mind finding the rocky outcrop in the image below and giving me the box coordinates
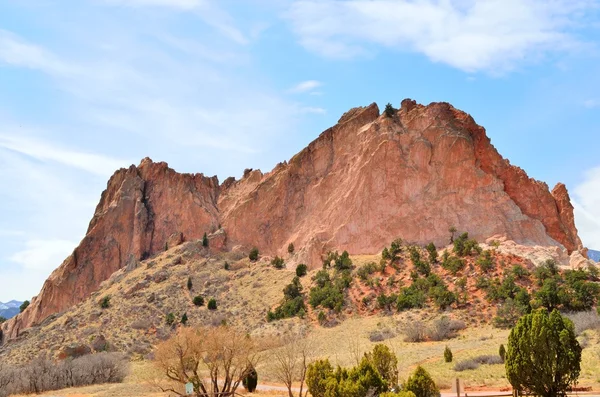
[2,99,585,341]
[2,159,221,340]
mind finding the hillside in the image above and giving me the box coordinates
[1,234,599,392]
[589,249,600,262]
[1,99,590,343]
[0,301,22,320]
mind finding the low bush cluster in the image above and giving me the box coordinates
[0,353,128,397]
[309,269,351,313]
[454,355,503,372]
[306,344,439,397]
[403,316,465,342]
[268,276,306,321]
[453,232,481,257]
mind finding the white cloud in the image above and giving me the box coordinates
[0,29,73,75]
[10,239,77,271]
[0,133,130,177]
[100,0,249,44]
[102,0,203,9]
[289,80,322,93]
[299,106,327,114]
[286,0,594,73]
[583,99,599,108]
[573,166,600,250]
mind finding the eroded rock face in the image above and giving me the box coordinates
[1,99,584,341]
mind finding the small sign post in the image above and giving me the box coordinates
[185,382,194,395]
[452,378,464,397]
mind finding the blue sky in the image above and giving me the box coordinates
[0,0,599,301]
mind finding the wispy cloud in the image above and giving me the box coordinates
[10,239,77,271]
[0,133,130,177]
[0,29,73,74]
[299,106,326,114]
[289,79,323,93]
[573,166,600,250]
[286,0,596,73]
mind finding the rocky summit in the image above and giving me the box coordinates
[1,99,587,341]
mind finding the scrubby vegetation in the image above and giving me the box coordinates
[249,247,259,261]
[296,263,308,277]
[19,300,29,313]
[272,255,285,269]
[306,344,412,397]
[268,276,306,321]
[0,353,128,397]
[309,268,352,315]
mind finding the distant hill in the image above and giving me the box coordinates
[589,249,600,262]
[0,300,23,320]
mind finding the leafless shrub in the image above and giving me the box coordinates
[454,359,479,372]
[369,327,396,342]
[0,352,128,395]
[473,354,503,365]
[403,320,427,342]
[566,311,600,335]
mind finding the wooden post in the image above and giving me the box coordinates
[456,378,460,397]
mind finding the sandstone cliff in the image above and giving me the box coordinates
[1,99,584,341]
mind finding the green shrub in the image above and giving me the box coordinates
[430,285,456,310]
[306,359,334,397]
[187,277,193,290]
[444,346,453,363]
[207,298,217,310]
[288,243,295,254]
[19,300,30,313]
[99,296,110,309]
[511,264,530,279]
[180,313,188,325]
[268,277,306,321]
[426,243,438,264]
[307,357,387,397]
[404,366,440,397]
[310,269,348,312]
[453,232,481,257]
[364,344,399,385]
[410,247,431,276]
[317,311,327,325]
[382,247,391,261]
[202,232,209,247]
[296,263,308,277]
[271,256,285,269]
[193,295,204,306]
[357,262,378,281]
[442,255,465,275]
[224,261,230,270]
[397,286,426,311]
[0,316,6,324]
[499,344,506,362]
[476,250,494,272]
[381,392,416,397]
[249,247,259,261]
[165,312,176,325]
[243,365,258,392]
[384,103,396,118]
[335,250,353,271]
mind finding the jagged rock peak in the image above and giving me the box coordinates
[2,99,585,342]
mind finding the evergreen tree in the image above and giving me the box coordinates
[506,309,581,397]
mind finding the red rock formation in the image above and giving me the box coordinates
[1,99,584,341]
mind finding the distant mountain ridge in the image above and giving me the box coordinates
[588,250,600,262]
[0,301,22,320]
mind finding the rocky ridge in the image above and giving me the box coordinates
[1,99,587,341]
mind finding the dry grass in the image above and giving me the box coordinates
[4,245,600,396]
